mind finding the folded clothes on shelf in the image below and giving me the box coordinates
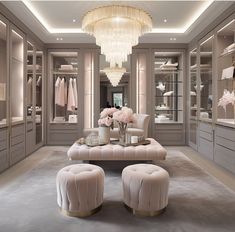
[222,66,234,80]
[59,65,73,70]
[190,91,197,96]
[155,105,170,110]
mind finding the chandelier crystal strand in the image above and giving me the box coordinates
[82,5,152,68]
[104,67,126,87]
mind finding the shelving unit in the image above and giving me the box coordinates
[153,50,185,145]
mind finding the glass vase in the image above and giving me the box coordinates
[118,122,127,144]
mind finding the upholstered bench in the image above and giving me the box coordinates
[67,138,167,161]
[56,164,105,217]
[122,164,169,216]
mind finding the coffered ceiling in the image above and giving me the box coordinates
[2,0,234,44]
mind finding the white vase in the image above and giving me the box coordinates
[99,126,110,144]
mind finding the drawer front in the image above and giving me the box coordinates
[198,137,213,160]
[216,136,235,151]
[48,131,78,145]
[10,142,25,165]
[49,123,77,131]
[199,122,213,133]
[0,150,8,172]
[11,134,24,146]
[0,139,7,151]
[215,126,235,141]
[155,131,185,145]
[214,144,235,175]
[0,128,7,141]
[200,131,213,142]
[155,124,183,130]
[11,124,24,137]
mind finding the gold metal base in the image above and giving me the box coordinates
[60,205,102,217]
[124,204,166,217]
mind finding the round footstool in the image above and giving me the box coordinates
[56,164,104,217]
[122,164,169,216]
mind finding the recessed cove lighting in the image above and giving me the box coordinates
[60,38,63,41]
[22,0,214,34]
[56,38,59,41]
[170,38,176,41]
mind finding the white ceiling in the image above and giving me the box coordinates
[2,1,234,44]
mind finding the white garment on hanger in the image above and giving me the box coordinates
[67,78,75,111]
[57,78,65,106]
[27,77,33,105]
[37,76,42,86]
[64,79,68,104]
[73,78,78,108]
[55,77,61,105]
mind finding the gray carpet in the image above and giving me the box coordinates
[0,150,235,232]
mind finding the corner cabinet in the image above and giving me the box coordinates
[153,50,185,145]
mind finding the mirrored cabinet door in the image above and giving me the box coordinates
[0,20,7,127]
[199,36,213,121]
[99,54,130,111]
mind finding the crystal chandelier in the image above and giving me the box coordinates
[82,5,152,68]
[103,67,126,87]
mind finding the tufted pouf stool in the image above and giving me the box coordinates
[56,164,105,217]
[122,164,169,216]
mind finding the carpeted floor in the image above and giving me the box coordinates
[0,150,235,232]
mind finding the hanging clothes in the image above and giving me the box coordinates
[55,77,61,105]
[73,78,78,109]
[27,77,33,105]
[57,78,65,106]
[36,76,42,86]
[64,77,68,105]
[67,78,75,111]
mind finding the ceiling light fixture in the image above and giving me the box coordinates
[82,5,152,68]
[72,19,76,22]
[103,66,126,87]
[163,19,167,23]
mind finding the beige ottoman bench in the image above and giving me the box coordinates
[56,164,105,217]
[122,164,169,216]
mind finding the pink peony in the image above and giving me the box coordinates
[100,107,118,119]
[113,107,135,124]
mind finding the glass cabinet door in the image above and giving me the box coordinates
[189,48,198,147]
[217,19,235,126]
[154,52,183,123]
[11,29,24,124]
[35,49,43,144]
[199,36,213,121]
[190,48,198,118]
[26,42,34,121]
[0,20,7,127]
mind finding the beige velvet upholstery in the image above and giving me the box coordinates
[122,164,169,215]
[83,113,150,139]
[56,164,104,217]
[67,138,167,161]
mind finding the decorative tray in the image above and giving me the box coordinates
[110,139,150,147]
[76,139,107,147]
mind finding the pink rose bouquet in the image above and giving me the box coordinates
[98,107,118,128]
[113,107,135,124]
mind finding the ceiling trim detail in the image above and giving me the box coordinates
[22,0,214,34]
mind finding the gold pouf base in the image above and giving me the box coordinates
[60,205,102,218]
[124,204,166,217]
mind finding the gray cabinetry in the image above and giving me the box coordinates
[0,127,8,172]
[155,123,185,145]
[10,124,25,165]
[198,121,214,160]
[215,126,235,175]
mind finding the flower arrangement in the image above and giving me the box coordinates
[218,89,235,111]
[98,107,118,128]
[112,106,135,124]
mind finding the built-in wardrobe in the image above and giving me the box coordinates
[0,12,45,173]
[188,13,235,175]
